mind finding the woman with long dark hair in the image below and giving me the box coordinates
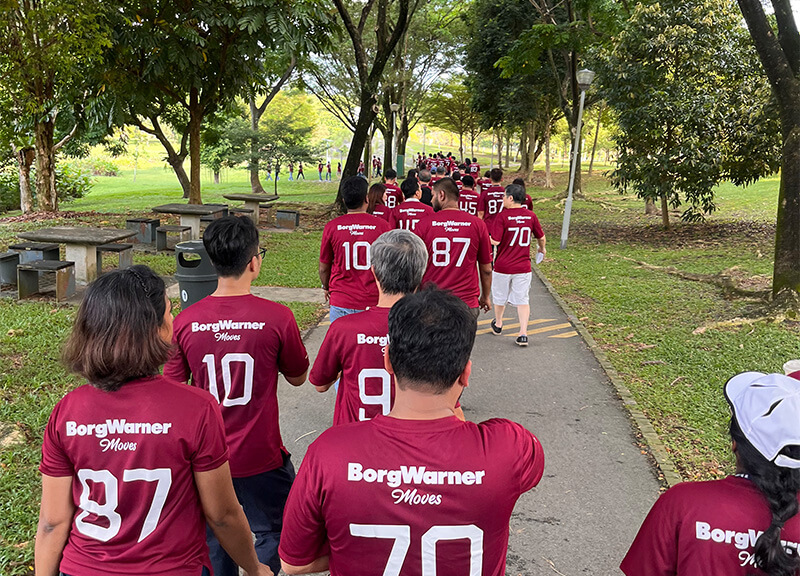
[622,372,800,575]
[35,266,270,576]
[367,182,391,221]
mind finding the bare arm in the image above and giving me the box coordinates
[281,556,331,575]
[195,463,272,576]
[477,210,485,220]
[35,475,74,576]
[537,234,547,255]
[285,369,308,387]
[318,262,332,303]
[478,262,493,312]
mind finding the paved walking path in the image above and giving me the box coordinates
[277,270,665,575]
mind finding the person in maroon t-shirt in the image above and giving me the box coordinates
[512,177,534,210]
[280,289,544,576]
[476,170,492,193]
[418,169,434,206]
[416,178,493,318]
[389,178,434,231]
[320,177,392,322]
[164,216,309,576]
[459,175,480,216]
[489,184,546,347]
[477,167,507,230]
[310,230,428,425]
[469,157,481,180]
[382,168,403,209]
[622,371,800,576]
[37,266,270,576]
[367,183,391,221]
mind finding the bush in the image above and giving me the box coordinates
[66,158,119,177]
[0,163,92,214]
[0,169,20,212]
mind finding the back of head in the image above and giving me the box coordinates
[406,169,418,181]
[401,178,419,199]
[63,266,171,391]
[341,176,369,210]
[452,170,462,181]
[505,184,526,204]
[512,178,526,190]
[490,168,503,182]
[462,175,475,188]
[385,168,398,181]
[371,230,428,295]
[419,169,432,183]
[433,177,459,201]
[367,183,387,213]
[204,216,259,277]
[473,157,478,163]
[388,288,476,393]
[437,166,446,176]
[483,170,490,178]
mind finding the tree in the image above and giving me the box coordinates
[602,0,780,229]
[427,81,483,162]
[0,0,111,211]
[107,0,295,204]
[737,0,800,295]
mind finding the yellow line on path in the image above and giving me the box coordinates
[503,322,573,337]
[549,331,578,339]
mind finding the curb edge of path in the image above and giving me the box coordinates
[532,264,683,488]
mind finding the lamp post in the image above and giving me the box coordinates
[390,103,400,174]
[560,68,595,249]
[422,125,427,156]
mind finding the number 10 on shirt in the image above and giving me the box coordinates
[343,241,371,270]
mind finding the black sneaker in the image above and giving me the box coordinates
[491,319,502,335]
[516,335,529,347]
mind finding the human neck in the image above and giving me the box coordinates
[388,386,460,420]
[439,200,459,211]
[212,275,252,297]
[348,207,368,214]
[377,291,404,308]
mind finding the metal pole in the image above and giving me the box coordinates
[423,125,427,155]
[560,88,587,249]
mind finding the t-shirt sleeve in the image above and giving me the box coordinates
[531,213,545,239]
[476,220,494,265]
[309,325,343,387]
[320,224,334,264]
[278,444,331,566]
[278,308,310,378]
[40,400,73,477]
[388,208,398,229]
[512,422,544,493]
[477,191,487,212]
[489,215,504,244]
[620,487,681,576]
[191,399,230,472]
[162,319,190,383]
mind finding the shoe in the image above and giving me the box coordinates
[491,319,502,335]
[516,335,529,347]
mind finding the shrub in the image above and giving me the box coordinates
[0,163,92,214]
[0,169,20,212]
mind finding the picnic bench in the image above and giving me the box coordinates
[151,203,227,240]
[222,193,279,225]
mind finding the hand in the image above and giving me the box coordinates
[244,563,273,576]
[538,247,547,258]
[322,288,330,303]
[479,294,491,312]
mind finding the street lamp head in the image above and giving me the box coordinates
[576,69,596,91]
[390,103,400,112]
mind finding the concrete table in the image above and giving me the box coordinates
[18,227,137,284]
[222,194,279,225]
[151,203,227,239]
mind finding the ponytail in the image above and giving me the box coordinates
[731,418,800,576]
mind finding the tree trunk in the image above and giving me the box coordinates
[14,147,35,213]
[589,104,604,175]
[645,198,657,215]
[249,98,266,194]
[545,121,553,189]
[660,194,670,229]
[188,88,203,205]
[214,171,220,184]
[519,129,529,173]
[340,92,378,210]
[496,129,502,167]
[34,119,57,212]
[382,122,393,178]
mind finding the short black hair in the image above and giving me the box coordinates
[472,157,478,163]
[341,176,369,210]
[512,177,526,190]
[505,184,526,204]
[203,216,260,277]
[401,178,419,199]
[385,168,397,180]
[452,170,461,181]
[461,175,474,187]
[433,177,459,200]
[490,168,503,182]
[388,288,476,393]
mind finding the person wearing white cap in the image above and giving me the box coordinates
[621,371,800,575]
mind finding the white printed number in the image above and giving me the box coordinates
[358,368,392,420]
[343,241,371,271]
[202,352,254,407]
[487,199,503,215]
[508,226,531,247]
[350,523,483,576]
[76,468,172,543]
[432,237,471,267]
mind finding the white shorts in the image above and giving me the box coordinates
[492,271,531,306]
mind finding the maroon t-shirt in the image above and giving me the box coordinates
[491,207,545,275]
[384,184,403,209]
[415,210,493,308]
[40,377,228,576]
[310,307,394,425]
[621,476,800,576]
[279,415,544,576]
[469,164,481,179]
[389,199,434,231]
[475,178,491,193]
[371,204,391,221]
[524,194,533,210]
[164,294,309,477]
[478,184,506,230]
[320,213,392,309]
[458,189,480,216]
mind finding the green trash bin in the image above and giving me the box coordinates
[175,241,218,308]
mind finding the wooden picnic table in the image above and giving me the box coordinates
[222,193,279,225]
[151,203,227,240]
[18,226,137,284]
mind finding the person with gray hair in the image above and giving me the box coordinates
[310,230,460,425]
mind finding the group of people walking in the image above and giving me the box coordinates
[34,160,800,576]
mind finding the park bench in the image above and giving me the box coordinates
[229,207,255,218]
[275,209,300,230]
[200,204,230,223]
[96,243,133,273]
[126,218,161,244]
[9,242,60,264]
[0,251,20,285]
[156,225,192,251]
[17,260,76,302]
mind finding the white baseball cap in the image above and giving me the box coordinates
[725,371,800,469]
